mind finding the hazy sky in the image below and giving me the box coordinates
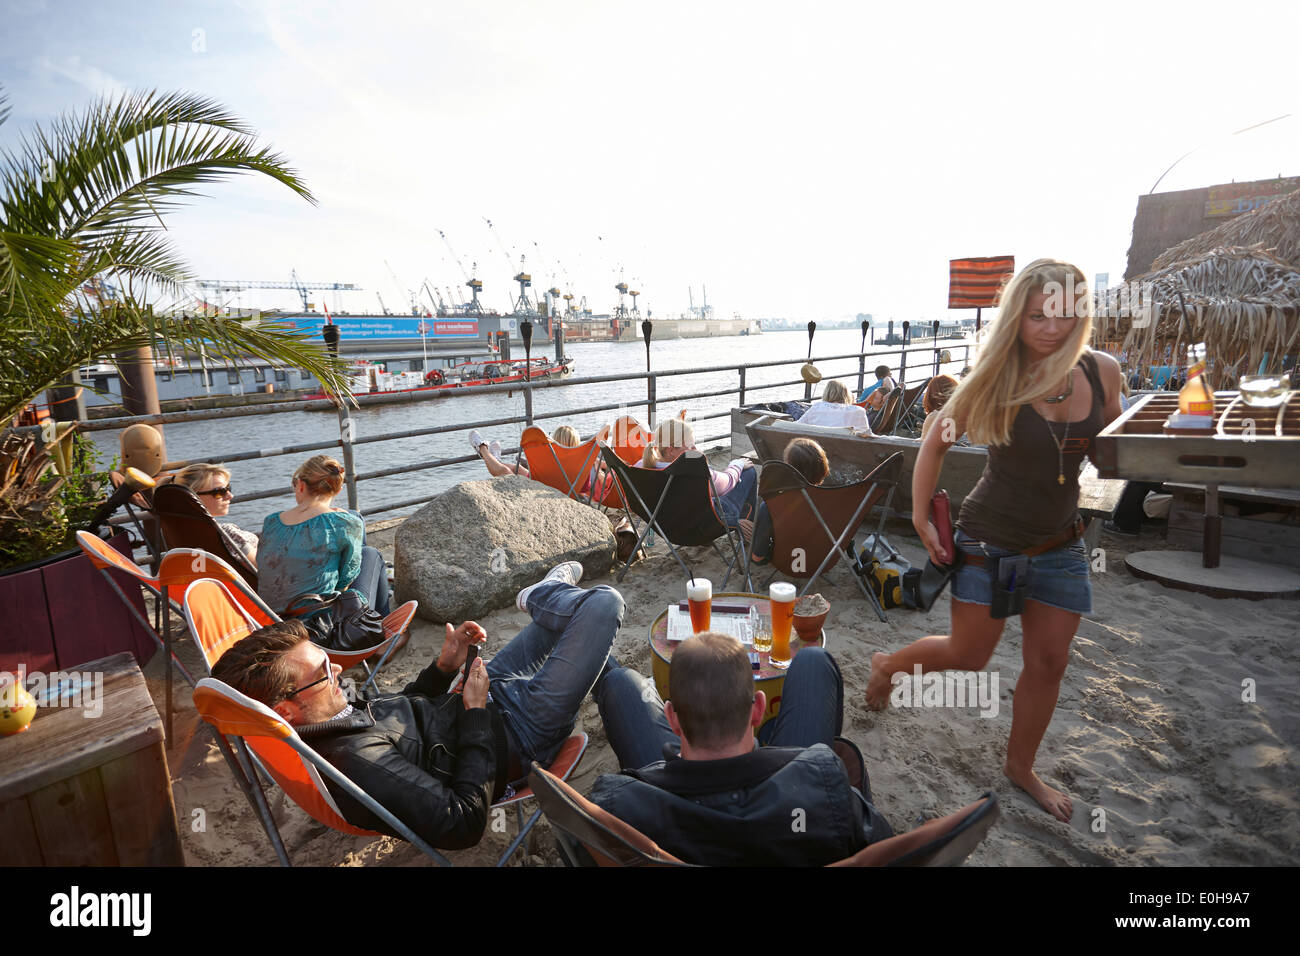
[3,0,1297,322]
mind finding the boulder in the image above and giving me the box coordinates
[394,476,615,623]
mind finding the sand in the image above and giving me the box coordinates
[152,510,1300,867]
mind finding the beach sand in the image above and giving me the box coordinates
[154,511,1300,867]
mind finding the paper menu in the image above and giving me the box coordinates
[666,606,755,644]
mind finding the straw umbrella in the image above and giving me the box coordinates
[1096,246,1300,379]
[1151,188,1300,272]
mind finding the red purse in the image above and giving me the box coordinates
[931,489,955,566]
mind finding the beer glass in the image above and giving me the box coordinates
[769,582,796,668]
[686,578,712,633]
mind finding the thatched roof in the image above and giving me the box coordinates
[1150,188,1300,271]
[1096,246,1300,374]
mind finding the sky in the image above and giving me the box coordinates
[2,0,1298,324]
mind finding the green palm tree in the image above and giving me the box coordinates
[0,87,348,424]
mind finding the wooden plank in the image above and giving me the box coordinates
[0,653,163,804]
[1078,462,1125,517]
[27,769,118,865]
[0,796,45,865]
[99,743,184,866]
[1166,483,1300,506]
[0,564,57,674]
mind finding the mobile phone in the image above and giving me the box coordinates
[461,644,479,689]
[990,554,1030,619]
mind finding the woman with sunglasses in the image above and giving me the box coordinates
[174,462,258,561]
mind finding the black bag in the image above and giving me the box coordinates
[287,590,384,652]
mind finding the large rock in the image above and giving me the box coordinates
[394,476,615,623]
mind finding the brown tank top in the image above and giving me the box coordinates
[958,352,1106,552]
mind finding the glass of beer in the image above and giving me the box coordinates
[769,582,796,669]
[686,578,712,633]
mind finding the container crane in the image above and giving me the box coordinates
[195,273,360,311]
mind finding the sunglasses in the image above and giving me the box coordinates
[284,656,335,699]
[198,485,233,499]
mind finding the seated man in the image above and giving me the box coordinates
[857,364,897,405]
[588,633,893,865]
[211,562,621,850]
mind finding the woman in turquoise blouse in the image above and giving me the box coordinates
[258,455,391,617]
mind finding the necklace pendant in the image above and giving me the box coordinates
[1058,475,1065,485]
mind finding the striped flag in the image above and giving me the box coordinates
[948,256,1015,309]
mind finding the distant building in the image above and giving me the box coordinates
[1125,175,1300,279]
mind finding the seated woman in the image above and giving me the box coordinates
[919,374,959,440]
[640,418,756,527]
[174,462,259,561]
[257,455,391,620]
[798,380,873,431]
[469,425,578,478]
[739,438,830,564]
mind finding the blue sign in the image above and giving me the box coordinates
[278,315,480,340]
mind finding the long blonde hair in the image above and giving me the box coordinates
[641,418,695,467]
[943,258,1093,447]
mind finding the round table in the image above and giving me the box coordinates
[647,591,827,727]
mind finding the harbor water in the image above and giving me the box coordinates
[87,328,973,528]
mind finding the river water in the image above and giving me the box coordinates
[88,328,973,529]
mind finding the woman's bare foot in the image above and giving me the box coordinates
[865,651,894,710]
[1004,762,1073,822]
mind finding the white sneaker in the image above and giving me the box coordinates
[516,561,584,612]
[468,429,486,454]
[489,440,502,459]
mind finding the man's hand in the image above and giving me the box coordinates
[462,657,489,710]
[437,621,487,674]
[737,518,754,544]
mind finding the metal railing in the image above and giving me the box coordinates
[38,338,971,521]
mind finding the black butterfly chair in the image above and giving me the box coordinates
[153,483,259,591]
[759,452,903,622]
[529,763,1000,868]
[599,447,751,591]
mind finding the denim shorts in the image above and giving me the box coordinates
[950,528,1092,615]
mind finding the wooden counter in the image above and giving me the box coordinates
[0,652,184,866]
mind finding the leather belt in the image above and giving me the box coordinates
[959,517,1086,569]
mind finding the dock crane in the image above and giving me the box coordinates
[195,272,360,311]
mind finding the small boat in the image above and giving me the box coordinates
[303,355,574,403]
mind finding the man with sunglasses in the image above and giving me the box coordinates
[211,562,622,851]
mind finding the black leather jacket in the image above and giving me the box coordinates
[300,657,510,851]
[588,744,892,865]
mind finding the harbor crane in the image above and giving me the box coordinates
[195,271,359,311]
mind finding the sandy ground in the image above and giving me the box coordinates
[148,502,1300,867]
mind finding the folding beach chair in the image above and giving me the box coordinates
[193,677,453,867]
[530,764,999,867]
[892,376,932,436]
[182,575,417,696]
[519,426,624,508]
[869,388,904,435]
[596,415,653,466]
[193,672,588,866]
[599,448,751,590]
[153,483,259,591]
[74,530,195,687]
[758,452,904,622]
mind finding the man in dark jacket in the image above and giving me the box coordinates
[588,633,892,865]
[212,562,621,850]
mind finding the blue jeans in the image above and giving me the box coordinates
[487,581,623,767]
[593,646,844,771]
[348,545,392,616]
[717,465,757,529]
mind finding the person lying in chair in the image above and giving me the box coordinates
[588,633,893,865]
[211,562,621,851]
